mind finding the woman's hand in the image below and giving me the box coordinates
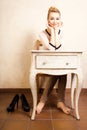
[47,24,54,35]
[47,24,55,47]
[54,21,63,47]
[54,21,63,30]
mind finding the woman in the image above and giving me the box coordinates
[34,6,71,115]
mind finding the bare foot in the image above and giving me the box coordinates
[57,102,71,114]
[36,102,45,114]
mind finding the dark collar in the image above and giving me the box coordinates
[45,29,51,36]
[45,29,61,36]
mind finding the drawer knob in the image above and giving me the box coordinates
[66,62,69,65]
[42,62,46,65]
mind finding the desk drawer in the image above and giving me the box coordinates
[36,55,78,69]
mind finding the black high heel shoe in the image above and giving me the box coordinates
[7,94,19,112]
[20,94,30,112]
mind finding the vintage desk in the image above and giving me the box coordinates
[29,50,83,120]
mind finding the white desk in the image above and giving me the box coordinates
[29,50,83,120]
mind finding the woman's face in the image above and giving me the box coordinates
[48,12,61,28]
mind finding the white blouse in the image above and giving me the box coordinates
[34,29,62,50]
[34,28,63,50]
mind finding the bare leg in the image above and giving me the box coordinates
[36,75,57,114]
[57,75,71,114]
[37,75,71,115]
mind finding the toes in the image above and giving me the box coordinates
[63,107,71,114]
[36,102,45,114]
[57,102,71,115]
[66,109,71,114]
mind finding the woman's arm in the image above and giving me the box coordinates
[39,31,56,50]
[54,28,62,48]
[54,21,63,48]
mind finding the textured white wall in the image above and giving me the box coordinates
[0,0,87,88]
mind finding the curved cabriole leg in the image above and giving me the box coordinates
[71,73,77,109]
[74,73,83,120]
[30,71,37,120]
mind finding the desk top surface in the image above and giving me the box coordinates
[31,50,83,54]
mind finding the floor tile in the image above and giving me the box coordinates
[78,110,87,120]
[6,111,30,120]
[77,120,87,130]
[52,109,75,120]
[52,120,78,130]
[0,120,7,130]
[29,120,53,130]
[0,110,10,120]
[0,88,87,130]
[1,120,29,130]
[36,110,51,120]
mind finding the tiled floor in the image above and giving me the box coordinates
[0,88,87,130]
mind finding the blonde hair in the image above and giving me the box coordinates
[47,6,61,19]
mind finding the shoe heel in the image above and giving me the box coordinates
[16,99,19,109]
[7,94,19,112]
[21,94,30,112]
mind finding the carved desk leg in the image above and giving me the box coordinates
[71,73,77,109]
[71,72,83,120]
[30,71,37,120]
[74,72,83,120]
